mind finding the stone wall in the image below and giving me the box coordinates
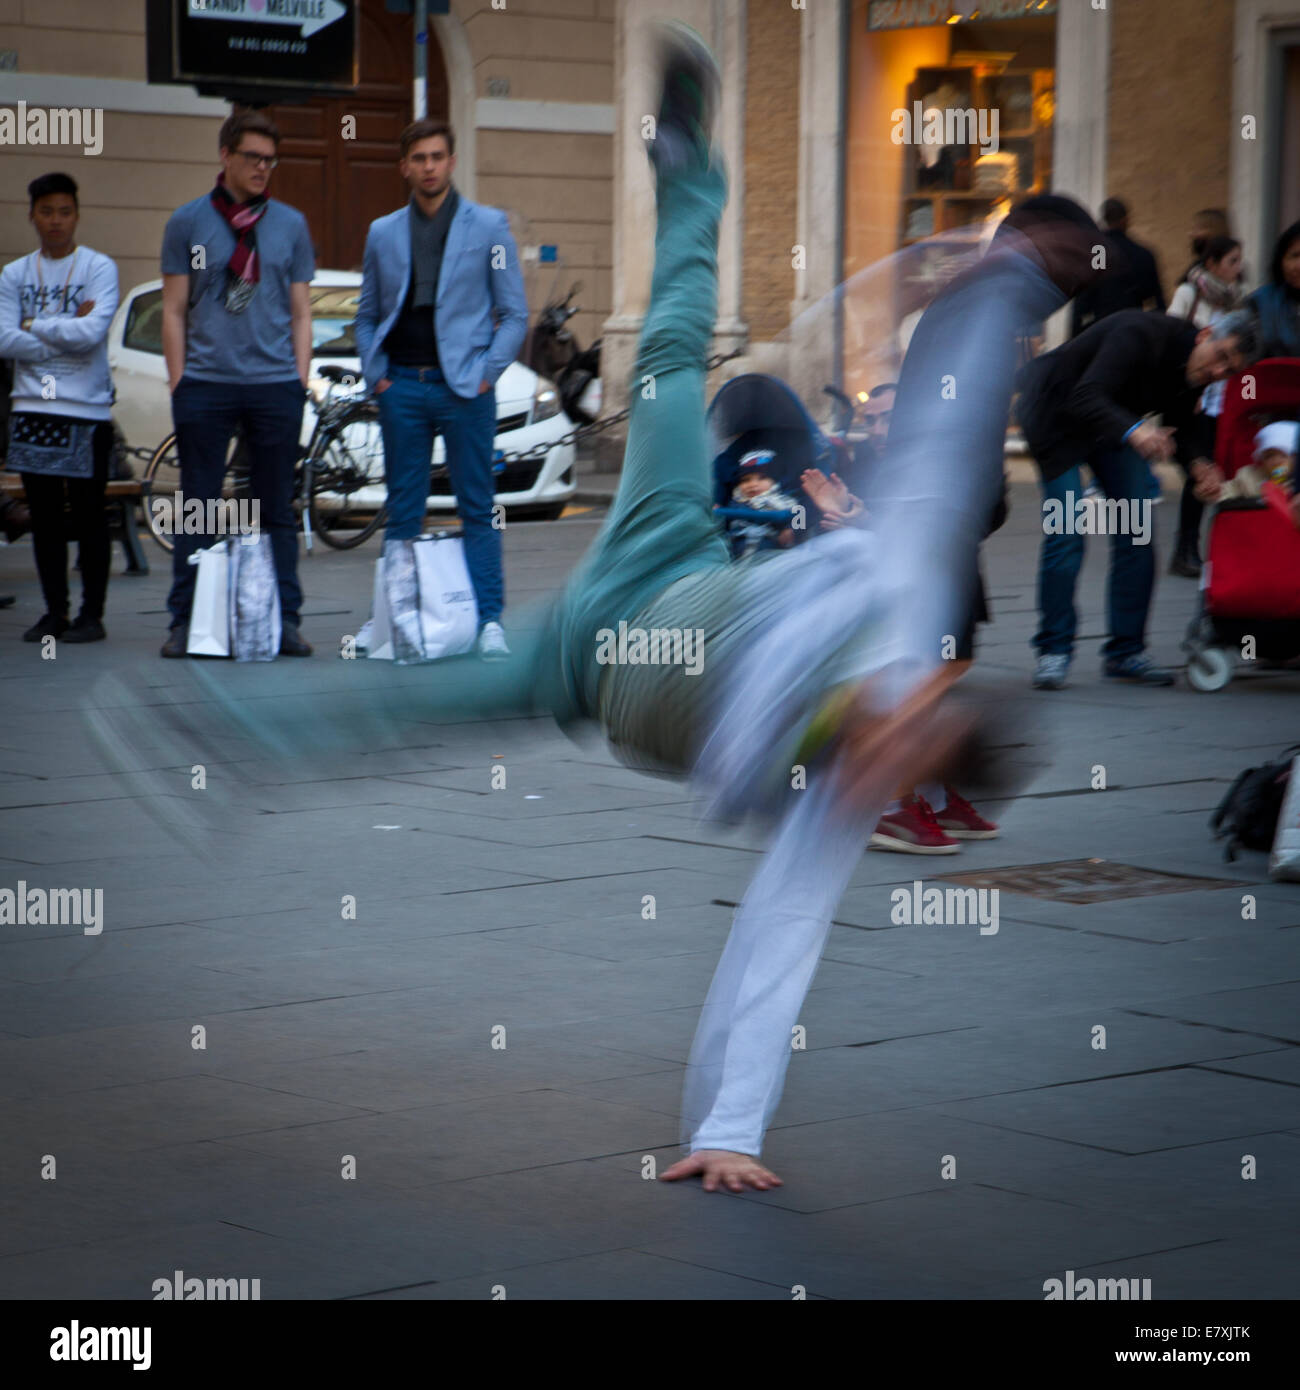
[741,0,800,343]
[1105,0,1235,297]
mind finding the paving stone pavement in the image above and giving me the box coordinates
[0,485,1297,1301]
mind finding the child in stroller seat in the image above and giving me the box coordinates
[712,448,801,557]
[1203,420,1300,526]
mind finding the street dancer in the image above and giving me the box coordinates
[190,25,1098,1192]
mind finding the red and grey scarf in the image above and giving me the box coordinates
[1186,263,1243,315]
[210,172,269,315]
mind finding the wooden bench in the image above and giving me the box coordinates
[0,471,152,576]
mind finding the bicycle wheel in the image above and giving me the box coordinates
[306,400,388,549]
[141,432,250,554]
[141,432,180,553]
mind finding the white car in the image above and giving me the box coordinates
[106,270,577,519]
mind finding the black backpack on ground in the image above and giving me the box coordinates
[1210,745,1300,860]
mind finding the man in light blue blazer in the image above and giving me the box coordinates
[354,118,528,658]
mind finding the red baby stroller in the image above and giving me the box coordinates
[1183,359,1300,691]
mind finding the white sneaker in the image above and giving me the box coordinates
[354,617,374,654]
[1032,652,1070,690]
[477,621,510,659]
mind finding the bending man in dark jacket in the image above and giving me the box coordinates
[1017,308,1259,689]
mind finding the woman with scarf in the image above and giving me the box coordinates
[1166,236,1245,578]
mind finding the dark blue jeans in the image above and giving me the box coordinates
[377,365,501,624]
[1034,444,1156,661]
[167,377,305,629]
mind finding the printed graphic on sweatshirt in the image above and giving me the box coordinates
[19,278,92,321]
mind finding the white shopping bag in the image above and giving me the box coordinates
[186,542,231,656]
[229,533,281,662]
[1269,755,1300,880]
[368,534,479,663]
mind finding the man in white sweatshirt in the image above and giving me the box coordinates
[0,172,119,643]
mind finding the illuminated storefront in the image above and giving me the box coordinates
[842,0,1058,396]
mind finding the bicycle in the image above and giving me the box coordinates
[141,367,387,553]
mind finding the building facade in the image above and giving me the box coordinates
[2,0,1297,455]
[601,0,1299,430]
[0,0,616,357]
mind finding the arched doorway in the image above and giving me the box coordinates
[265,0,450,270]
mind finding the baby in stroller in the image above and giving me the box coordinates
[712,448,800,557]
[1183,361,1300,689]
[1212,421,1300,525]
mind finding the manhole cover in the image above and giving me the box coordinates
[930,859,1238,905]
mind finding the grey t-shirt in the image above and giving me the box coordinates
[161,193,315,383]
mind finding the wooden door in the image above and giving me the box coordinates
[264,0,449,271]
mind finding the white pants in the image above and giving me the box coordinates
[681,773,882,1154]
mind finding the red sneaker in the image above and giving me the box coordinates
[934,787,1000,839]
[870,794,960,854]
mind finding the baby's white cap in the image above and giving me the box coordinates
[1254,420,1299,459]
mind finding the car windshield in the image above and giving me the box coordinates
[310,286,361,356]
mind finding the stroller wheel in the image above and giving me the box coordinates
[1186,646,1233,692]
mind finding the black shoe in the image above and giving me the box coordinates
[160,627,188,659]
[279,624,313,657]
[647,21,720,171]
[1168,536,1202,578]
[0,595,15,609]
[22,613,67,642]
[62,616,106,643]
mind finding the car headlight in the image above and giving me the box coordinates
[532,383,560,423]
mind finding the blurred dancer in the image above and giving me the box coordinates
[659,194,1098,1188]
[187,26,1097,1191]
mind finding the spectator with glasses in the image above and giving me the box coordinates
[158,110,316,659]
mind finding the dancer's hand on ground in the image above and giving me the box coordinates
[660,1149,783,1192]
